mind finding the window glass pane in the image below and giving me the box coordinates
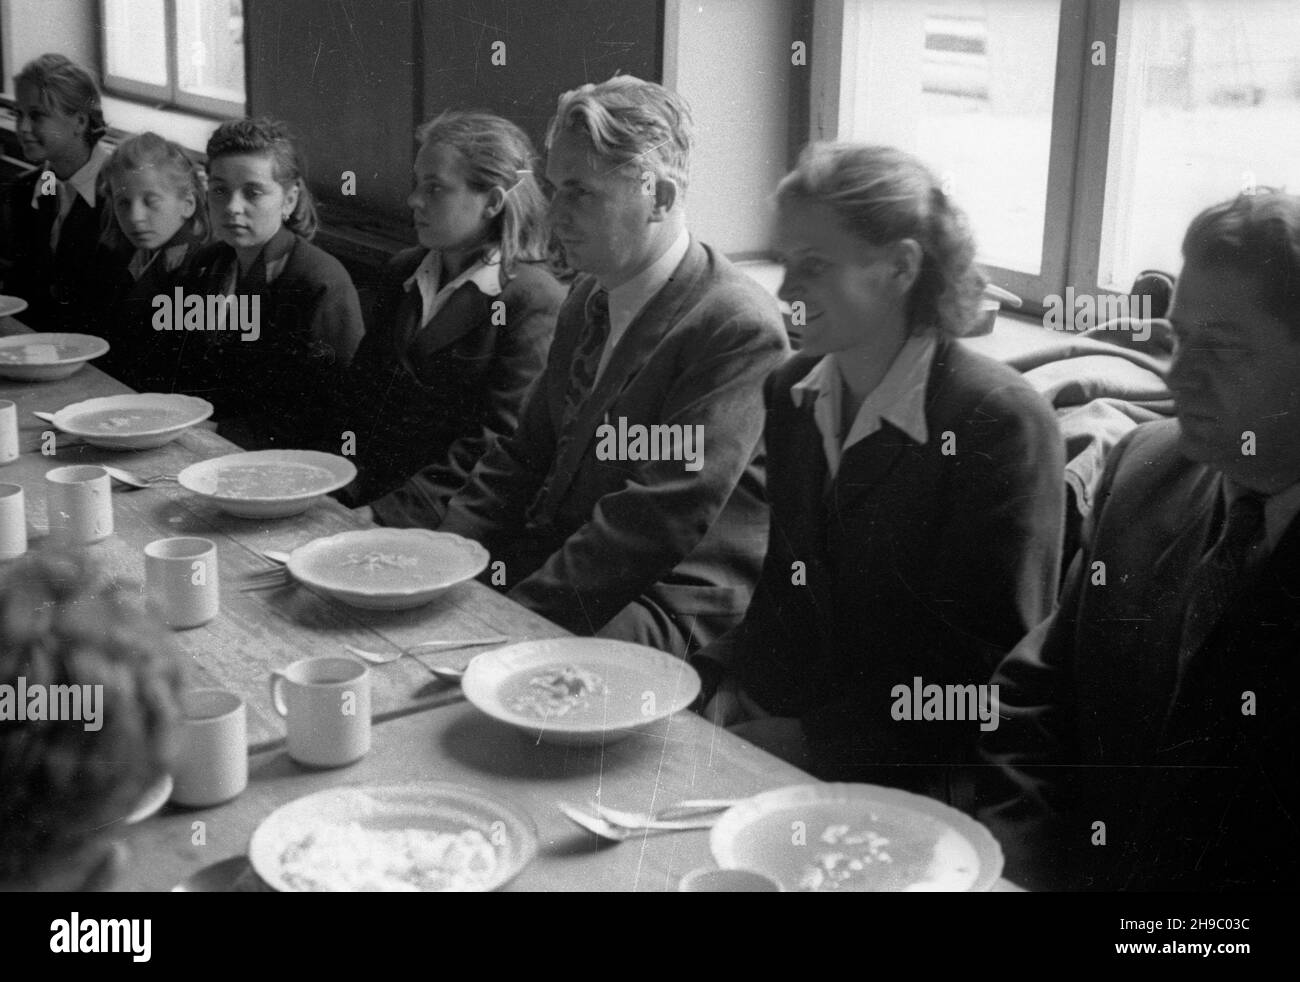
[104,0,168,88]
[843,0,1061,274]
[1100,0,1300,290]
[176,0,246,106]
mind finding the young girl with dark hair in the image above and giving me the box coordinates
[186,117,363,450]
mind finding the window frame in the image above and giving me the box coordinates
[97,0,247,121]
[813,0,1133,315]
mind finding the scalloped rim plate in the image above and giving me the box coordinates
[248,783,538,892]
[177,450,356,517]
[710,783,1004,893]
[461,637,701,745]
[51,393,214,448]
[287,528,489,608]
[0,332,109,379]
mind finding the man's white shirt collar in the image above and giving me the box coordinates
[792,332,937,479]
[404,249,503,328]
[595,229,690,379]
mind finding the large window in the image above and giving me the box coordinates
[100,0,246,118]
[815,0,1300,309]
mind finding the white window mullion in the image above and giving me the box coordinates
[1064,0,1121,298]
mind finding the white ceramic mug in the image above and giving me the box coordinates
[44,464,113,544]
[145,537,219,629]
[171,689,248,808]
[0,483,26,559]
[269,656,370,768]
[0,400,18,465]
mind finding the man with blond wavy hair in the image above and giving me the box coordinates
[388,75,789,657]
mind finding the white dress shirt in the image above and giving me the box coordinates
[596,229,691,381]
[791,332,938,480]
[403,249,503,330]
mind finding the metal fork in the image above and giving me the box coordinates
[557,802,717,843]
[590,799,738,829]
[240,566,293,592]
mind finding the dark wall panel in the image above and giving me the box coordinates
[245,0,661,238]
[246,0,418,225]
[420,0,662,158]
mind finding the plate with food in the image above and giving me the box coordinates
[286,528,489,609]
[0,332,109,381]
[461,637,701,746]
[248,783,537,892]
[49,393,213,450]
[710,783,1004,892]
[177,449,356,518]
[0,295,29,318]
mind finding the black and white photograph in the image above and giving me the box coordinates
[0,0,1294,959]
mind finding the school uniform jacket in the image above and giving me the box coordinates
[355,248,564,514]
[415,237,790,645]
[980,419,1300,890]
[4,154,126,334]
[184,227,364,450]
[701,338,1065,797]
[98,222,208,393]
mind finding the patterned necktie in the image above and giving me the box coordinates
[561,288,611,426]
[1159,490,1267,752]
[526,289,610,525]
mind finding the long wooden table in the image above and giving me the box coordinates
[0,315,562,750]
[117,700,823,892]
[2,315,1018,892]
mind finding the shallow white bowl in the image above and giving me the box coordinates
[178,450,356,518]
[462,638,701,746]
[710,783,1004,892]
[0,295,29,318]
[248,783,538,892]
[287,528,489,609]
[0,332,109,381]
[50,393,213,450]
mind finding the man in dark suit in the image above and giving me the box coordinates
[389,76,789,657]
[981,190,1300,891]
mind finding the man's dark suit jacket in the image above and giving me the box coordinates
[981,418,1300,890]
[418,237,789,650]
[353,248,563,515]
[701,337,1065,800]
[184,227,364,451]
[4,155,126,334]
